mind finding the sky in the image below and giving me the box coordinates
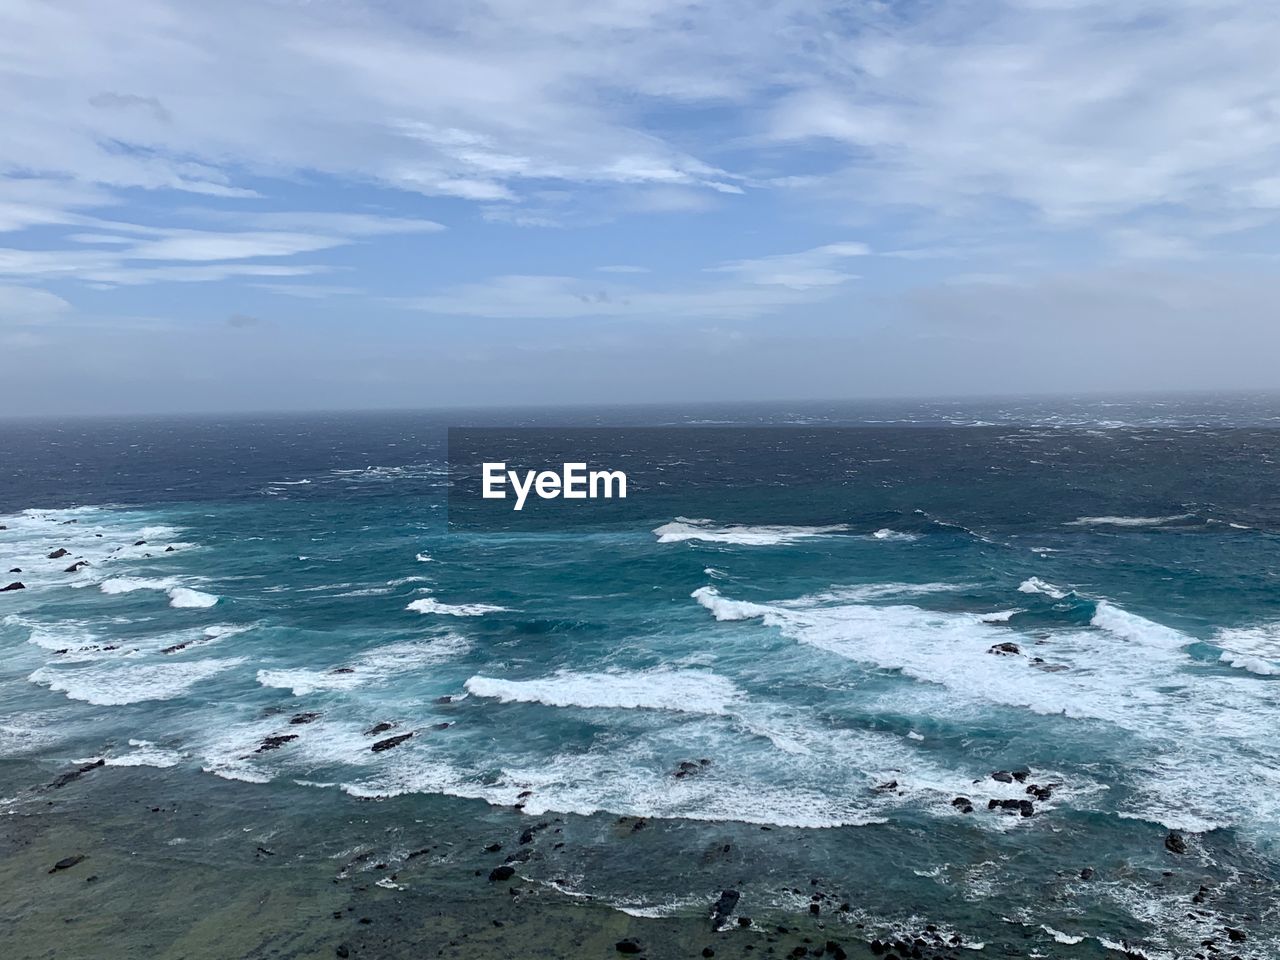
[3,0,1280,415]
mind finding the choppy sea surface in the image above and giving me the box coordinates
[3,395,1279,958]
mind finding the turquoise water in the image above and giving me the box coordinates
[2,398,1278,957]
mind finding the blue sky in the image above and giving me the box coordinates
[3,0,1280,414]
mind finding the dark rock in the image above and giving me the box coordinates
[809,902,820,915]
[737,916,752,927]
[1019,799,1035,817]
[1,581,25,591]
[485,843,502,853]
[332,667,355,674]
[1026,784,1053,801]
[1165,831,1188,855]
[289,712,321,725]
[710,889,740,929]
[875,779,899,792]
[165,546,176,552]
[336,946,350,959]
[702,949,715,958]
[615,939,642,954]
[134,540,146,546]
[48,548,70,559]
[49,855,85,873]
[991,770,1013,783]
[1012,766,1031,782]
[49,759,104,789]
[1226,928,1246,942]
[1080,867,1095,880]
[160,641,189,654]
[365,721,396,736]
[371,732,413,752]
[827,942,848,960]
[987,642,1021,655]
[256,734,299,752]
[489,865,515,882]
[7,567,19,573]
[64,561,90,572]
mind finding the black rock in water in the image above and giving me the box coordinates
[371,732,413,752]
[1165,831,1188,854]
[710,888,740,929]
[256,734,299,752]
[615,939,642,954]
[991,770,1014,783]
[8,567,20,573]
[1,582,25,591]
[289,712,321,725]
[988,641,1021,655]
[365,721,396,735]
[47,548,70,559]
[488,865,515,882]
[49,855,85,873]
[49,759,104,789]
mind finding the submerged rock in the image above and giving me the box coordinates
[64,560,90,572]
[48,855,85,873]
[987,641,1021,655]
[1165,831,1188,854]
[48,759,104,789]
[615,939,642,954]
[289,712,321,725]
[488,865,515,882]
[365,721,396,735]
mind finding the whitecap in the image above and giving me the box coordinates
[167,587,219,608]
[464,669,742,715]
[1067,514,1194,527]
[406,597,506,616]
[653,517,849,546]
[29,657,246,705]
[1017,577,1068,599]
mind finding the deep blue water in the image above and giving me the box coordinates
[2,396,1279,957]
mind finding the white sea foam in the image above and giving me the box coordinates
[100,576,178,594]
[690,584,1279,834]
[29,657,246,705]
[1067,514,1194,527]
[406,597,507,616]
[464,669,742,715]
[653,517,849,546]
[1090,601,1188,648]
[1218,652,1280,676]
[871,528,919,542]
[1017,577,1068,599]
[414,552,433,562]
[256,636,471,695]
[167,586,219,608]
[1213,622,1280,676]
[140,525,182,540]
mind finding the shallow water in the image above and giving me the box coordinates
[2,397,1278,958]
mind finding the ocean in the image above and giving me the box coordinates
[2,395,1278,959]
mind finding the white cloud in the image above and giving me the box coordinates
[0,284,72,324]
[401,242,865,319]
[708,241,870,289]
